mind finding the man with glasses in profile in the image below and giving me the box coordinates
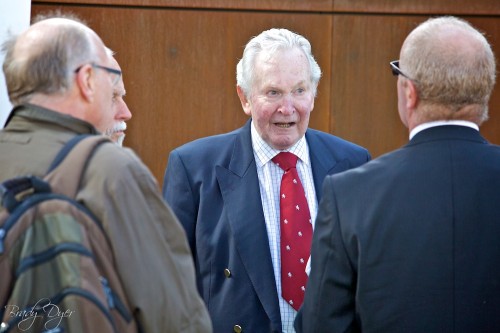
[0,15,212,333]
[105,51,132,147]
[295,16,500,333]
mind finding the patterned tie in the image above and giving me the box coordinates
[272,152,312,311]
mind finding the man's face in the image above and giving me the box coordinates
[83,51,122,137]
[238,48,315,150]
[95,56,132,146]
[105,74,132,146]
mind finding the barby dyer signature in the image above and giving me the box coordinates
[4,299,74,331]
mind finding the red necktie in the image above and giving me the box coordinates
[272,152,312,311]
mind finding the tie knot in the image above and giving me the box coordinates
[272,152,298,171]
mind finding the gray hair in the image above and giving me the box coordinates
[2,16,100,105]
[236,28,322,97]
[400,16,496,123]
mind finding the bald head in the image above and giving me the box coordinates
[399,16,496,124]
[2,17,107,105]
[1,16,121,134]
[15,17,96,55]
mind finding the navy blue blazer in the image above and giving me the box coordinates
[163,120,370,333]
[296,125,500,333]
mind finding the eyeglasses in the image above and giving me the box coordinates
[389,60,413,80]
[74,63,122,85]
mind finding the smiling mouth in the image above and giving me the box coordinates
[275,122,295,128]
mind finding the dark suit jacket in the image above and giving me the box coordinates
[295,125,500,333]
[162,120,370,333]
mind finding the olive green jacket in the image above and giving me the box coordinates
[0,104,212,333]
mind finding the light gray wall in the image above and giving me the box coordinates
[0,0,31,127]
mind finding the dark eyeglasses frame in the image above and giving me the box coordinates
[74,63,122,85]
[389,60,413,80]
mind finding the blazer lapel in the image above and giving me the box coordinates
[306,131,340,202]
[216,121,282,331]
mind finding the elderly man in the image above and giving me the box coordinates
[163,28,370,333]
[0,16,211,333]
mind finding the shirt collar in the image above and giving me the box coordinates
[409,120,479,140]
[250,120,310,167]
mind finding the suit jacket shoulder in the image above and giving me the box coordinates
[306,128,370,166]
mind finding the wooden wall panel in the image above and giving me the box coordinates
[29,0,500,14]
[31,1,500,187]
[33,0,334,11]
[32,4,332,184]
[332,0,500,15]
[330,14,500,158]
[330,15,416,157]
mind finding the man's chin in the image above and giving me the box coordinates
[111,133,125,147]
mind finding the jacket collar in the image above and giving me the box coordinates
[408,124,486,146]
[5,103,99,135]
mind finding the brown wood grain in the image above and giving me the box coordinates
[32,0,334,11]
[332,0,500,15]
[31,1,500,187]
[32,4,332,184]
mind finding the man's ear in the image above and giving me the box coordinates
[75,64,95,102]
[404,79,419,110]
[236,85,251,116]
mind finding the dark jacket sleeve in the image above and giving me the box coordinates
[163,149,198,254]
[295,175,360,333]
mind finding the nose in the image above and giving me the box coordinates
[117,100,132,121]
[278,94,295,115]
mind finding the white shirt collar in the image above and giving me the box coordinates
[409,120,479,140]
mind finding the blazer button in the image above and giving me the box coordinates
[224,268,232,278]
[233,324,242,333]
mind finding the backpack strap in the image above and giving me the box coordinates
[0,135,110,213]
[45,134,111,198]
[47,134,95,172]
